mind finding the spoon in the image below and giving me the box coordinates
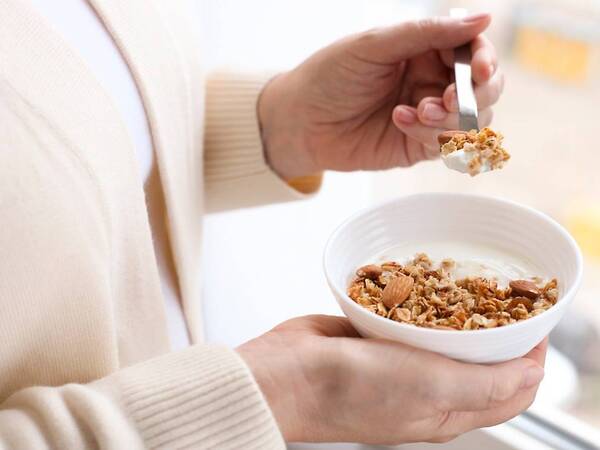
[438,8,479,146]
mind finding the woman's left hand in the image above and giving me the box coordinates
[258,13,503,179]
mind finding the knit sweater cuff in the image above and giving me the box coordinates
[203,72,313,212]
[95,345,285,449]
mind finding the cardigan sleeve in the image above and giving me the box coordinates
[203,72,320,213]
[0,345,285,449]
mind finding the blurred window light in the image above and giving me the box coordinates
[511,1,600,83]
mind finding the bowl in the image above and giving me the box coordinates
[323,193,583,364]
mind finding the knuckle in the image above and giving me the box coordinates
[420,371,447,407]
[417,17,439,31]
[355,27,381,46]
[429,434,459,444]
[435,410,453,430]
[487,375,515,406]
[409,18,438,46]
[432,384,456,413]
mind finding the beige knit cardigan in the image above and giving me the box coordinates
[0,0,305,448]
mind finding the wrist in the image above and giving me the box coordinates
[258,71,320,180]
[237,334,335,442]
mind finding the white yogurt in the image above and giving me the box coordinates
[373,241,545,288]
[442,149,491,174]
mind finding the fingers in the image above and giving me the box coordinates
[392,105,443,160]
[393,73,499,163]
[393,66,501,146]
[353,14,491,63]
[441,385,539,435]
[428,434,459,445]
[431,342,548,438]
[392,99,493,163]
[471,34,498,83]
[274,314,361,338]
[410,83,447,107]
[442,69,504,112]
[439,34,498,83]
[435,357,545,413]
[417,97,493,129]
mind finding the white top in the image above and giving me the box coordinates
[30,0,190,350]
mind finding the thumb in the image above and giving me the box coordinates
[351,13,491,63]
[272,314,361,338]
[440,357,545,412]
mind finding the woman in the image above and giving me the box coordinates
[0,1,545,448]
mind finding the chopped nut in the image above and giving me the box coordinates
[364,279,381,296]
[507,297,534,312]
[509,280,540,299]
[438,130,466,145]
[395,308,412,322]
[440,258,456,272]
[511,304,529,320]
[356,264,383,280]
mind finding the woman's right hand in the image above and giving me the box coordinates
[237,315,547,445]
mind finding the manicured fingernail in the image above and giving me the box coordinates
[521,366,545,389]
[395,106,417,124]
[423,103,447,121]
[462,12,490,23]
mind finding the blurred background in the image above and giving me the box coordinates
[194,0,600,437]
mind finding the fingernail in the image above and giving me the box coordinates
[521,366,545,389]
[423,103,447,121]
[395,106,417,124]
[488,64,495,77]
[462,12,490,23]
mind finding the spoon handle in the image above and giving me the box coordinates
[450,8,479,131]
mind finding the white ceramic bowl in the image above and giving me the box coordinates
[323,193,583,364]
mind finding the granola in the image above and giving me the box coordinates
[348,253,558,330]
[439,127,510,176]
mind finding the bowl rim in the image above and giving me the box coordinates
[323,192,584,336]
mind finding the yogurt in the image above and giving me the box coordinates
[442,149,491,175]
[373,241,545,288]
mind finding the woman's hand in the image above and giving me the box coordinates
[237,315,546,444]
[258,13,503,179]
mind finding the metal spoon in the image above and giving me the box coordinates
[437,9,481,171]
[450,8,479,132]
[437,8,479,146]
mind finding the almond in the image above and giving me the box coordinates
[437,130,465,146]
[382,275,413,308]
[356,264,383,280]
[509,280,540,299]
[507,296,534,312]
